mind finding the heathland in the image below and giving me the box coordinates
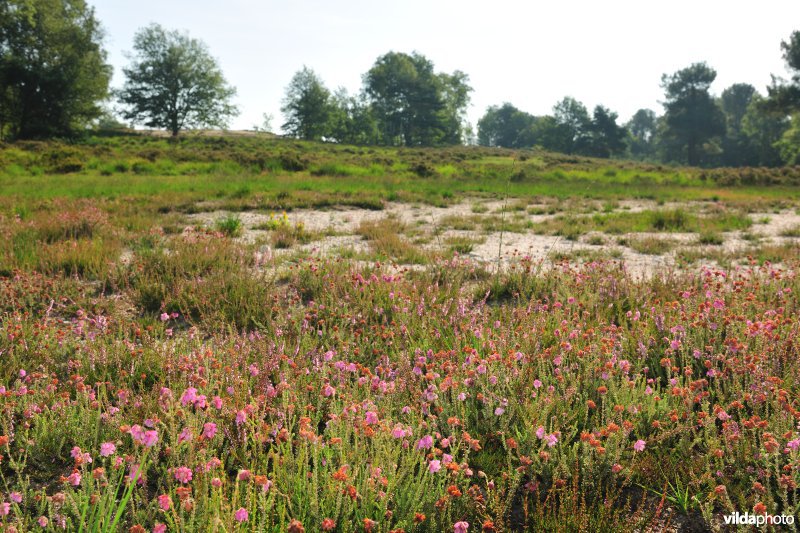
[0,133,799,531]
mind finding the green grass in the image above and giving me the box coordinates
[2,135,800,214]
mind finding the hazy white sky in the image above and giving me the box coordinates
[93,0,800,132]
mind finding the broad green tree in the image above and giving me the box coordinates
[660,62,725,166]
[364,51,471,146]
[626,109,658,159]
[117,24,238,136]
[552,96,591,154]
[720,83,757,166]
[281,66,334,141]
[477,103,535,148]
[0,0,111,139]
[586,105,626,158]
[329,88,379,145]
[741,94,788,166]
[766,31,800,164]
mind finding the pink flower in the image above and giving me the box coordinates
[391,424,406,439]
[428,460,441,473]
[38,516,48,527]
[234,507,249,522]
[9,492,22,504]
[128,464,143,483]
[612,464,623,473]
[173,466,193,484]
[142,430,158,447]
[494,407,505,416]
[202,422,218,440]
[67,471,81,486]
[178,427,193,443]
[533,379,542,389]
[248,364,259,376]
[212,396,223,409]
[130,425,145,443]
[70,446,82,459]
[633,440,646,452]
[236,410,247,426]
[100,442,116,457]
[238,470,251,481]
[211,477,222,488]
[0,502,9,516]
[535,426,546,439]
[454,521,469,533]
[416,435,434,450]
[157,494,171,511]
[160,312,169,322]
[322,384,335,397]
[180,387,198,406]
[153,524,167,533]
[545,434,558,447]
[364,411,379,425]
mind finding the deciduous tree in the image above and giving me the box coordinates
[0,0,111,139]
[117,24,238,137]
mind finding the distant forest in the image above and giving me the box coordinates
[2,0,800,168]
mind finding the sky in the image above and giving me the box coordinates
[93,0,800,132]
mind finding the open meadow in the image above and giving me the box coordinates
[1,134,800,531]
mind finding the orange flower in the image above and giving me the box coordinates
[332,466,349,482]
[288,519,305,533]
[0,436,8,446]
[363,518,377,532]
[753,502,767,514]
[414,513,426,523]
[482,520,496,532]
[447,485,462,498]
[321,518,336,531]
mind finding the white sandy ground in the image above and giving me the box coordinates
[183,200,800,278]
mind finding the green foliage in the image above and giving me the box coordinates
[116,24,238,136]
[365,51,472,146]
[0,0,111,139]
[281,66,336,141]
[660,62,726,166]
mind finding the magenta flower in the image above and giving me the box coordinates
[142,430,158,447]
[173,466,193,484]
[67,471,81,486]
[153,524,167,533]
[364,411,379,425]
[428,460,442,473]
[212,396,223,409]
[202,422,218,440]
[178,427,193,443]
[633,440,646,452]
[234,507,249,522]
[9,492,21,504]
[535,426,546,439]
[236,410,247,426]
[391,424,406,439]
[545,434,558,447]
[0,503,10,516]
[180,387,198,406]
[416,435,434,450]
[100,442,116,457]
[454,521,469,533]
[157,494,171,511]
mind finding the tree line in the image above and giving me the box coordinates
[478,63,796,167]
[2,0,800,168]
